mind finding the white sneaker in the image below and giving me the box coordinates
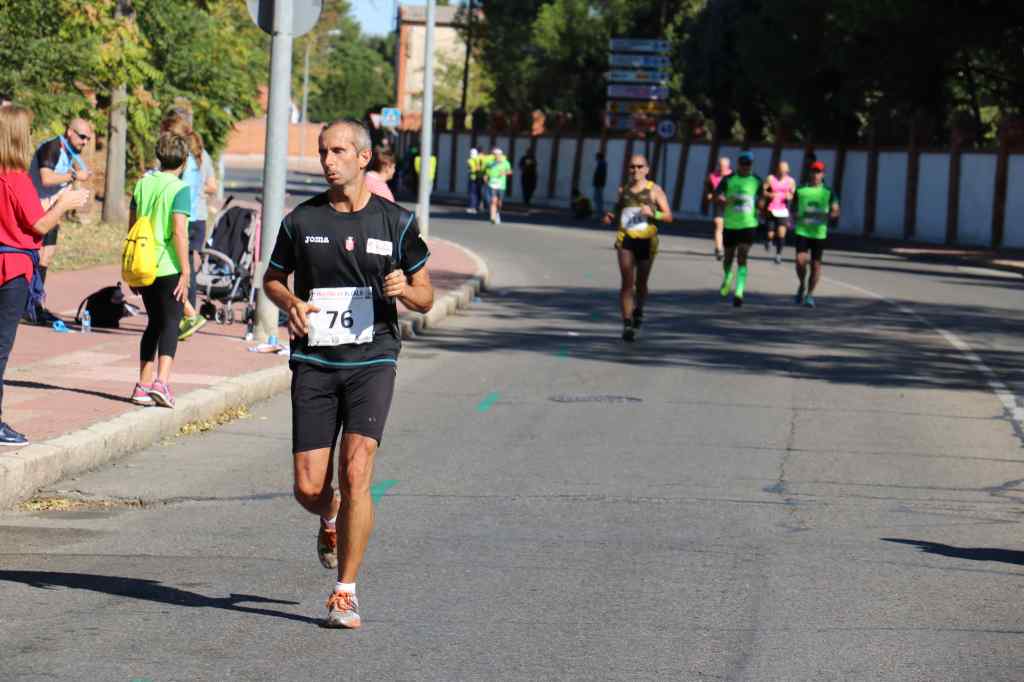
[323,590,361,629]
[495,213,501,224]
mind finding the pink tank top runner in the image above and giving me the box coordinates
[768,175,795,212]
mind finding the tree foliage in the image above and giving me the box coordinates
[0,0,265,175]
[299,0,394,123]
[474,0,1024,143]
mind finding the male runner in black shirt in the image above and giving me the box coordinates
[263,118,434,628]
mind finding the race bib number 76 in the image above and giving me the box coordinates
[307,287,374,347]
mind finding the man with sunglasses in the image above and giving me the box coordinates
[602,155,672,341]
[714,150,764,307]
[29,118,93,324]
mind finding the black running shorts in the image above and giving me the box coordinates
[723,228,756,248]
[615,232,658,260]
[290,361,397,452]
[795,236,826,261]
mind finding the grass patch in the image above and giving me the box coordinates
[50,219,126,272]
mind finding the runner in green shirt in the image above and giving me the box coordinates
[713,150,764,307]
[793,160,840,308]
[485,148,512,224]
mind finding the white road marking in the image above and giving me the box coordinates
[827,276,1024,440]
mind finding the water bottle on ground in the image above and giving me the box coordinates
[81,308,91,334]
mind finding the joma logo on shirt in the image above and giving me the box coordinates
[305,235,330,244]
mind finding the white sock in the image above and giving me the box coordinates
[335,581,355,594]
[321,514,337,527]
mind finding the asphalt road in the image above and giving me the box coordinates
[2,201,1024,681]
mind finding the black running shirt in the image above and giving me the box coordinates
[269,192,429,369]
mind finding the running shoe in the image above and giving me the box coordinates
[0,422,28,446]
[804,295,816,309]
[178,315,207,341]
[774,254,782,265]
[632,306,644,329]
[622,321,636,342]
[495,213,501,225]
[323,590,361,629]
[148,380,175,408]
[794,287,805,305]
[733,295,744,308]
[130,383,154,406]
[318,522,338,569]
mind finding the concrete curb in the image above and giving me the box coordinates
[0,241,491,510]
[398,237,491,339]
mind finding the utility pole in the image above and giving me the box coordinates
[301,38,311,124]
[300,37,312,158]
[416,0,437,238]
[102,0,132,226]
[460,0,474,113]
[254,0,294,341]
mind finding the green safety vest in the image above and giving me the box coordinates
[722,174,761,230]
[794,184,837,240]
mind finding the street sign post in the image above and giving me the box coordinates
[247,0,322,36]
[606,36,671,138]
[249,0,322,342]
[609,38,670,54]
[609,53,671,69]
[380,107,402,128]
[607,101,671,115]
[606,69,669,84]
[607,84,669,101]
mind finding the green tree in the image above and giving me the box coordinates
[295,0,395,123]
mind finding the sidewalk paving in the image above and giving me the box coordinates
[4,237,482,447]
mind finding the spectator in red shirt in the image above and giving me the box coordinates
[0,105,88,445]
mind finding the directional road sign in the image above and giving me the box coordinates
[247,0,323,37]
[657,119,678,140]
[610,54,671,69]
[609,38,670,54]
[380,107,402,128]
[607,101,671,115]
[607,84,669,101]
[606,113,656,133]
[607,69,669,84]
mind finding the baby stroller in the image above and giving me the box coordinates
[196,197,261,335]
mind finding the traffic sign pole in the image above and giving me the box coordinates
[416,0,436,238]
[255,2,294,342]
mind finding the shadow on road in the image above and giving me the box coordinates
[5,380,130,404]
[416,283,1024,397]
[0,570,316,624]
[883,539,1024,567]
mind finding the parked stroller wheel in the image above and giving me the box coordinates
[199,301,217,320]
[226,305,236,325]
[215,308,228,325]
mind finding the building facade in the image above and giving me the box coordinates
[395,4,480,129]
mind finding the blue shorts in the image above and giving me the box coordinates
[489,188,505,201]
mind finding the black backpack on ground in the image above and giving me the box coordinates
[75,283,127,329]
